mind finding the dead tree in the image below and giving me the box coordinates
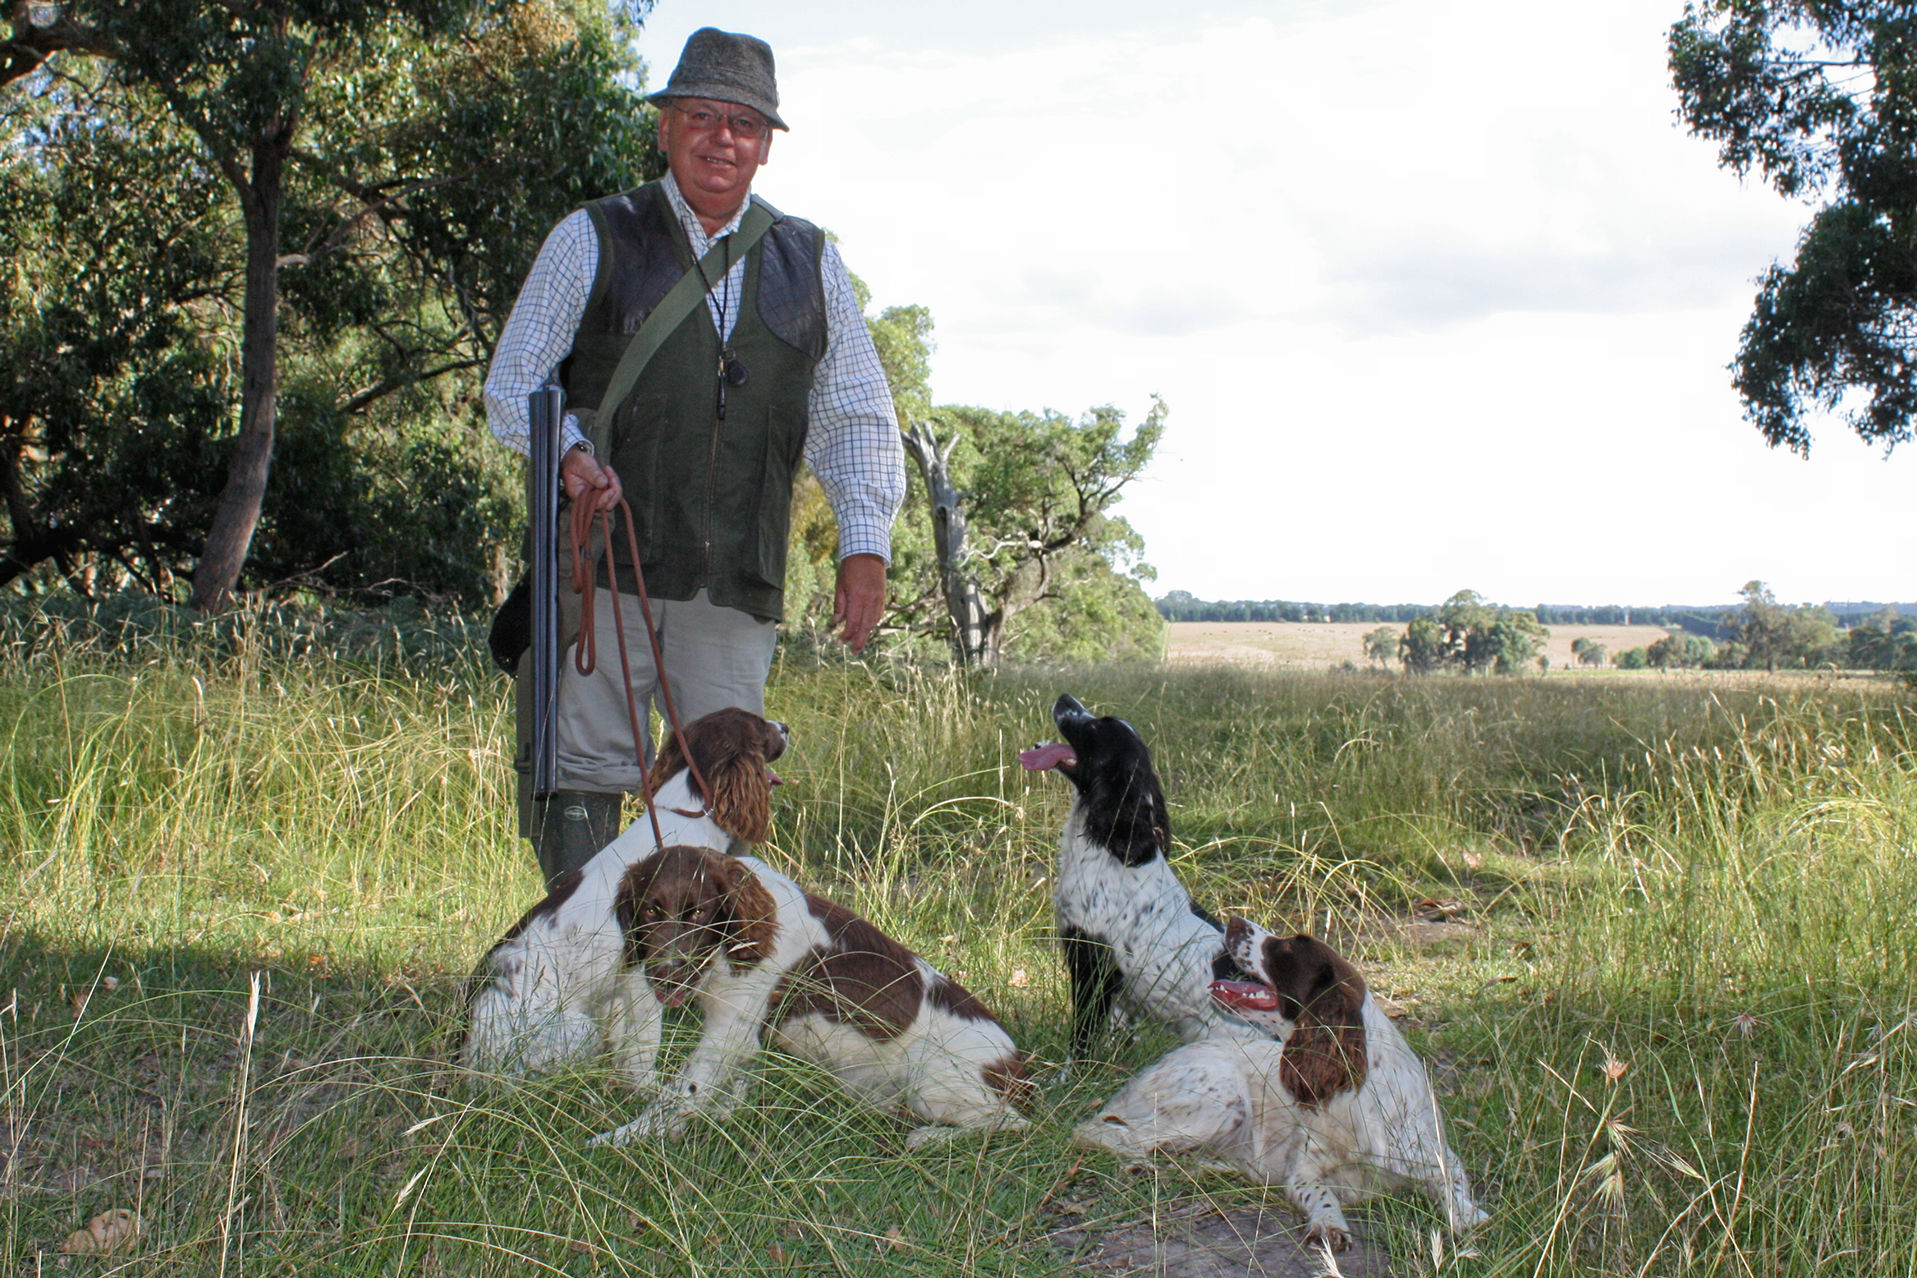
[901,420,994,666]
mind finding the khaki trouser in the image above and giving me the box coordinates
[515,581,777,837]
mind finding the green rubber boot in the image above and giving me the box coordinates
[530,790,625,887]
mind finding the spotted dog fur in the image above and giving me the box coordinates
[588,844,1030,1148]
[460,709,788,1080]
[1021,694,1258,1061]
[1074,917,1488,1251]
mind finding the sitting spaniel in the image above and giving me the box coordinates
[1021,694,1261,1061]
[587,842,1031,1148]
[1073,917,1488,1251]
[460,708,788,1079]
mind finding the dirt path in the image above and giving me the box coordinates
[1052,1201,1397,1277]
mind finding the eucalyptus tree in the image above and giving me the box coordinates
[1670,1,1917,454]
[2,1,659,605]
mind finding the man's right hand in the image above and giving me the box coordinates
[561,446,623,512]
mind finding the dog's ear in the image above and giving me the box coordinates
[646,729,690,804]
[708,743,772,843]
[1278,937,1370,1107]
[715,857,779,972]
[613,858,663,965]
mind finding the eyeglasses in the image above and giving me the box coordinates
[671,104,770,140]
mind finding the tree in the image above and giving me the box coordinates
[1738,579,1795,670]
[892,400,1167,664]
[1571,636,1608,667]
[1399,617,1446,674]
[3,2,661,605]
[1670,2,1917,454]
[1362,625,1397,667]
[1647,632,1718,669]
[1485,610,1549,674]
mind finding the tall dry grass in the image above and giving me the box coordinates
[1,599,1912,1274]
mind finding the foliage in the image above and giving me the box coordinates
[1386,588,1551,675]
[1361,625,1397,667]
[1615,645,1651,670]
[1670,0,1917,453]
[1571,635,1608,667]
[1647,631,1718,669]
[1739,577,1844,669]
[1399,616,1446,674]
[897,400,1164,663]
[1848,603,1917,669]
[1,1,662,606]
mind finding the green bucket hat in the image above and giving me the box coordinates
[647,27,788,131]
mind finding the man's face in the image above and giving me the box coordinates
[657,97,773,215]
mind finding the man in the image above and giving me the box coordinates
[484,27,905,883]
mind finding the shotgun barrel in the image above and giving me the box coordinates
[527,382,565,799]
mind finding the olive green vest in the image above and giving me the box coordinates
[561,182,826,621]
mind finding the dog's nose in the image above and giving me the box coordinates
[1052,693,1090,724]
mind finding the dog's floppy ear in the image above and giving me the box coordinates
[708,745,772,842]
[645,728,690,805]
[613,858,664,966]
[715,856,778,972]
[1277,936,1370,1107]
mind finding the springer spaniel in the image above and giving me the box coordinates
[460,708,789,1079]
[1020,694,1257,1060]
[1073,916,1488,1251]
[587,842,1031,1148]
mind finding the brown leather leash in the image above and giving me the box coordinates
[567,495,714,849]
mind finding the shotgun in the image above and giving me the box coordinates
[527,381,564,800]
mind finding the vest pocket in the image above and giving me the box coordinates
[750,406,805,588]
[608,392,669,559]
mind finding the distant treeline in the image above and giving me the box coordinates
[1155,591,1916,635]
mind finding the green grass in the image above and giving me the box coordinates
[2,600,1913,1275]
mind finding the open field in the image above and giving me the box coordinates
[1168,622,1678,670]
[2,600,1914,1275]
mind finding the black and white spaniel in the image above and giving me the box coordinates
[1021,694,1256,1060]
[460,708,789,1079]
[1074,916,1488,1251]
[586,843,1031,1148]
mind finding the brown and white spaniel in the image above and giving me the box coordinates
[1073,916,1487,1251]
[586,842,1031,1148]
[460,708,788,1079]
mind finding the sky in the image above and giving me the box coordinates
[633,0,1916,609]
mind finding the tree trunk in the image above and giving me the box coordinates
[901,421,992,666]
[191,130,288,613]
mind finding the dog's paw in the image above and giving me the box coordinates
[587,1104,687,1147]
[1305,1220,1352,1253]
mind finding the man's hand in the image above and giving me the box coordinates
[560,446,623,512]
[832,553,888,653]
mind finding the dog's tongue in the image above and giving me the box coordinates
[1210,979,1279,1011]
[767,768,783,786]
[1019,742,1077,772]
[655,985,691,1008]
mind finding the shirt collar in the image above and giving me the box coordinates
[661,171,749,252]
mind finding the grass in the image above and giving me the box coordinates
[1,598,1914,1275]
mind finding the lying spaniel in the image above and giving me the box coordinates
[1021,694,1258,1060]
[460,708,789,1079]
[1073,916,1488,1251]
[587,843,1031,1148]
